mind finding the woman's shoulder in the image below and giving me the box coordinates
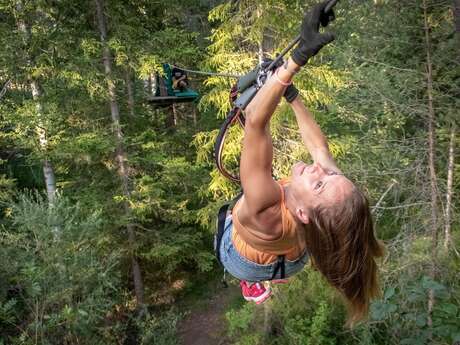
[236,196,284,240]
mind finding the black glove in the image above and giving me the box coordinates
[291,0,338,66]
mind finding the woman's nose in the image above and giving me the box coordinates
[305,163,319,174]
[309,162,325,175]
[316,162,326,173]
[305,164,315,173]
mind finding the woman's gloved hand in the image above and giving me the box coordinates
[291,0,338,66]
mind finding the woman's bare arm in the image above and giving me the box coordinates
[289,96,341,173]
[240,60,299,215]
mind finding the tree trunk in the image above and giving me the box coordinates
[125,68,135,118]
[30,80,57,205]
[447,0,460,251]
[422,0,439,332]
[444,126,456,249]
[454,0,460,50]
[16,1,57,207]
[192,106,197,128]
[258,42,264,64]
[94,0,145,310]
[165,104,177,128]
[144,74,153,95]
[172,104,178,126]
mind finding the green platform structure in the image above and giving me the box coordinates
[147,64,199,106]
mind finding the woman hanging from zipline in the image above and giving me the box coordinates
[215,0,384,325]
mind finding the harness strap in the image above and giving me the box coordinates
[270,255,286,280]
[215,193,244,266]
[213,106,244,183]
[215,193,287,281]
[215,203,230,266]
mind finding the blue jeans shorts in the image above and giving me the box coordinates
[216,215,309,282]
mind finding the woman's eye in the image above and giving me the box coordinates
[315,181,323,190]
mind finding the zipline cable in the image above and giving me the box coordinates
[265,35,301,71]
[171,0,337,81]
[170,65,241,79]
[170,32,302,80]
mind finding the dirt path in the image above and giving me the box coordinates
[179,283,240,345]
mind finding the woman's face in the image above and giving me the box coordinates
[290,162,354,212]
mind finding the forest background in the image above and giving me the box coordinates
[0,0,459,344]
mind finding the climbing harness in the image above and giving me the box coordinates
[214,192,242,287]
[214,192,243,267]
[214,191,287,284]
[270,255,286,280]
[213,35,301,183]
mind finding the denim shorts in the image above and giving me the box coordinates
[216,215,309,282]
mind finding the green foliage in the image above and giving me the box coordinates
[271,270,345,345]
[227,303,256,337]
[283,301,338,345]
[137,310,181,345]
[0,174,14,206]
[226,303,262,345]
[222,270,346,345]
[368,272,460,345]
[0,192,124,344]
[308,302,337,345]
[2,0,216,342]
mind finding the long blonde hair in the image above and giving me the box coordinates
[305,186,384,327]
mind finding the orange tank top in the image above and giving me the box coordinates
[231,180,306,264]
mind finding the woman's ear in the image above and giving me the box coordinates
[296,208,310,224]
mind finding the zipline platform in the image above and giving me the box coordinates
[146,64,199,106]
[146,93,198,106]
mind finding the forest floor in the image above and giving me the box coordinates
[178,278,241,345]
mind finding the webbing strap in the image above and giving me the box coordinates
[215,203,230,266]
[213,107,245,183]
[215,193,243,266]
[270,255,286,280]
